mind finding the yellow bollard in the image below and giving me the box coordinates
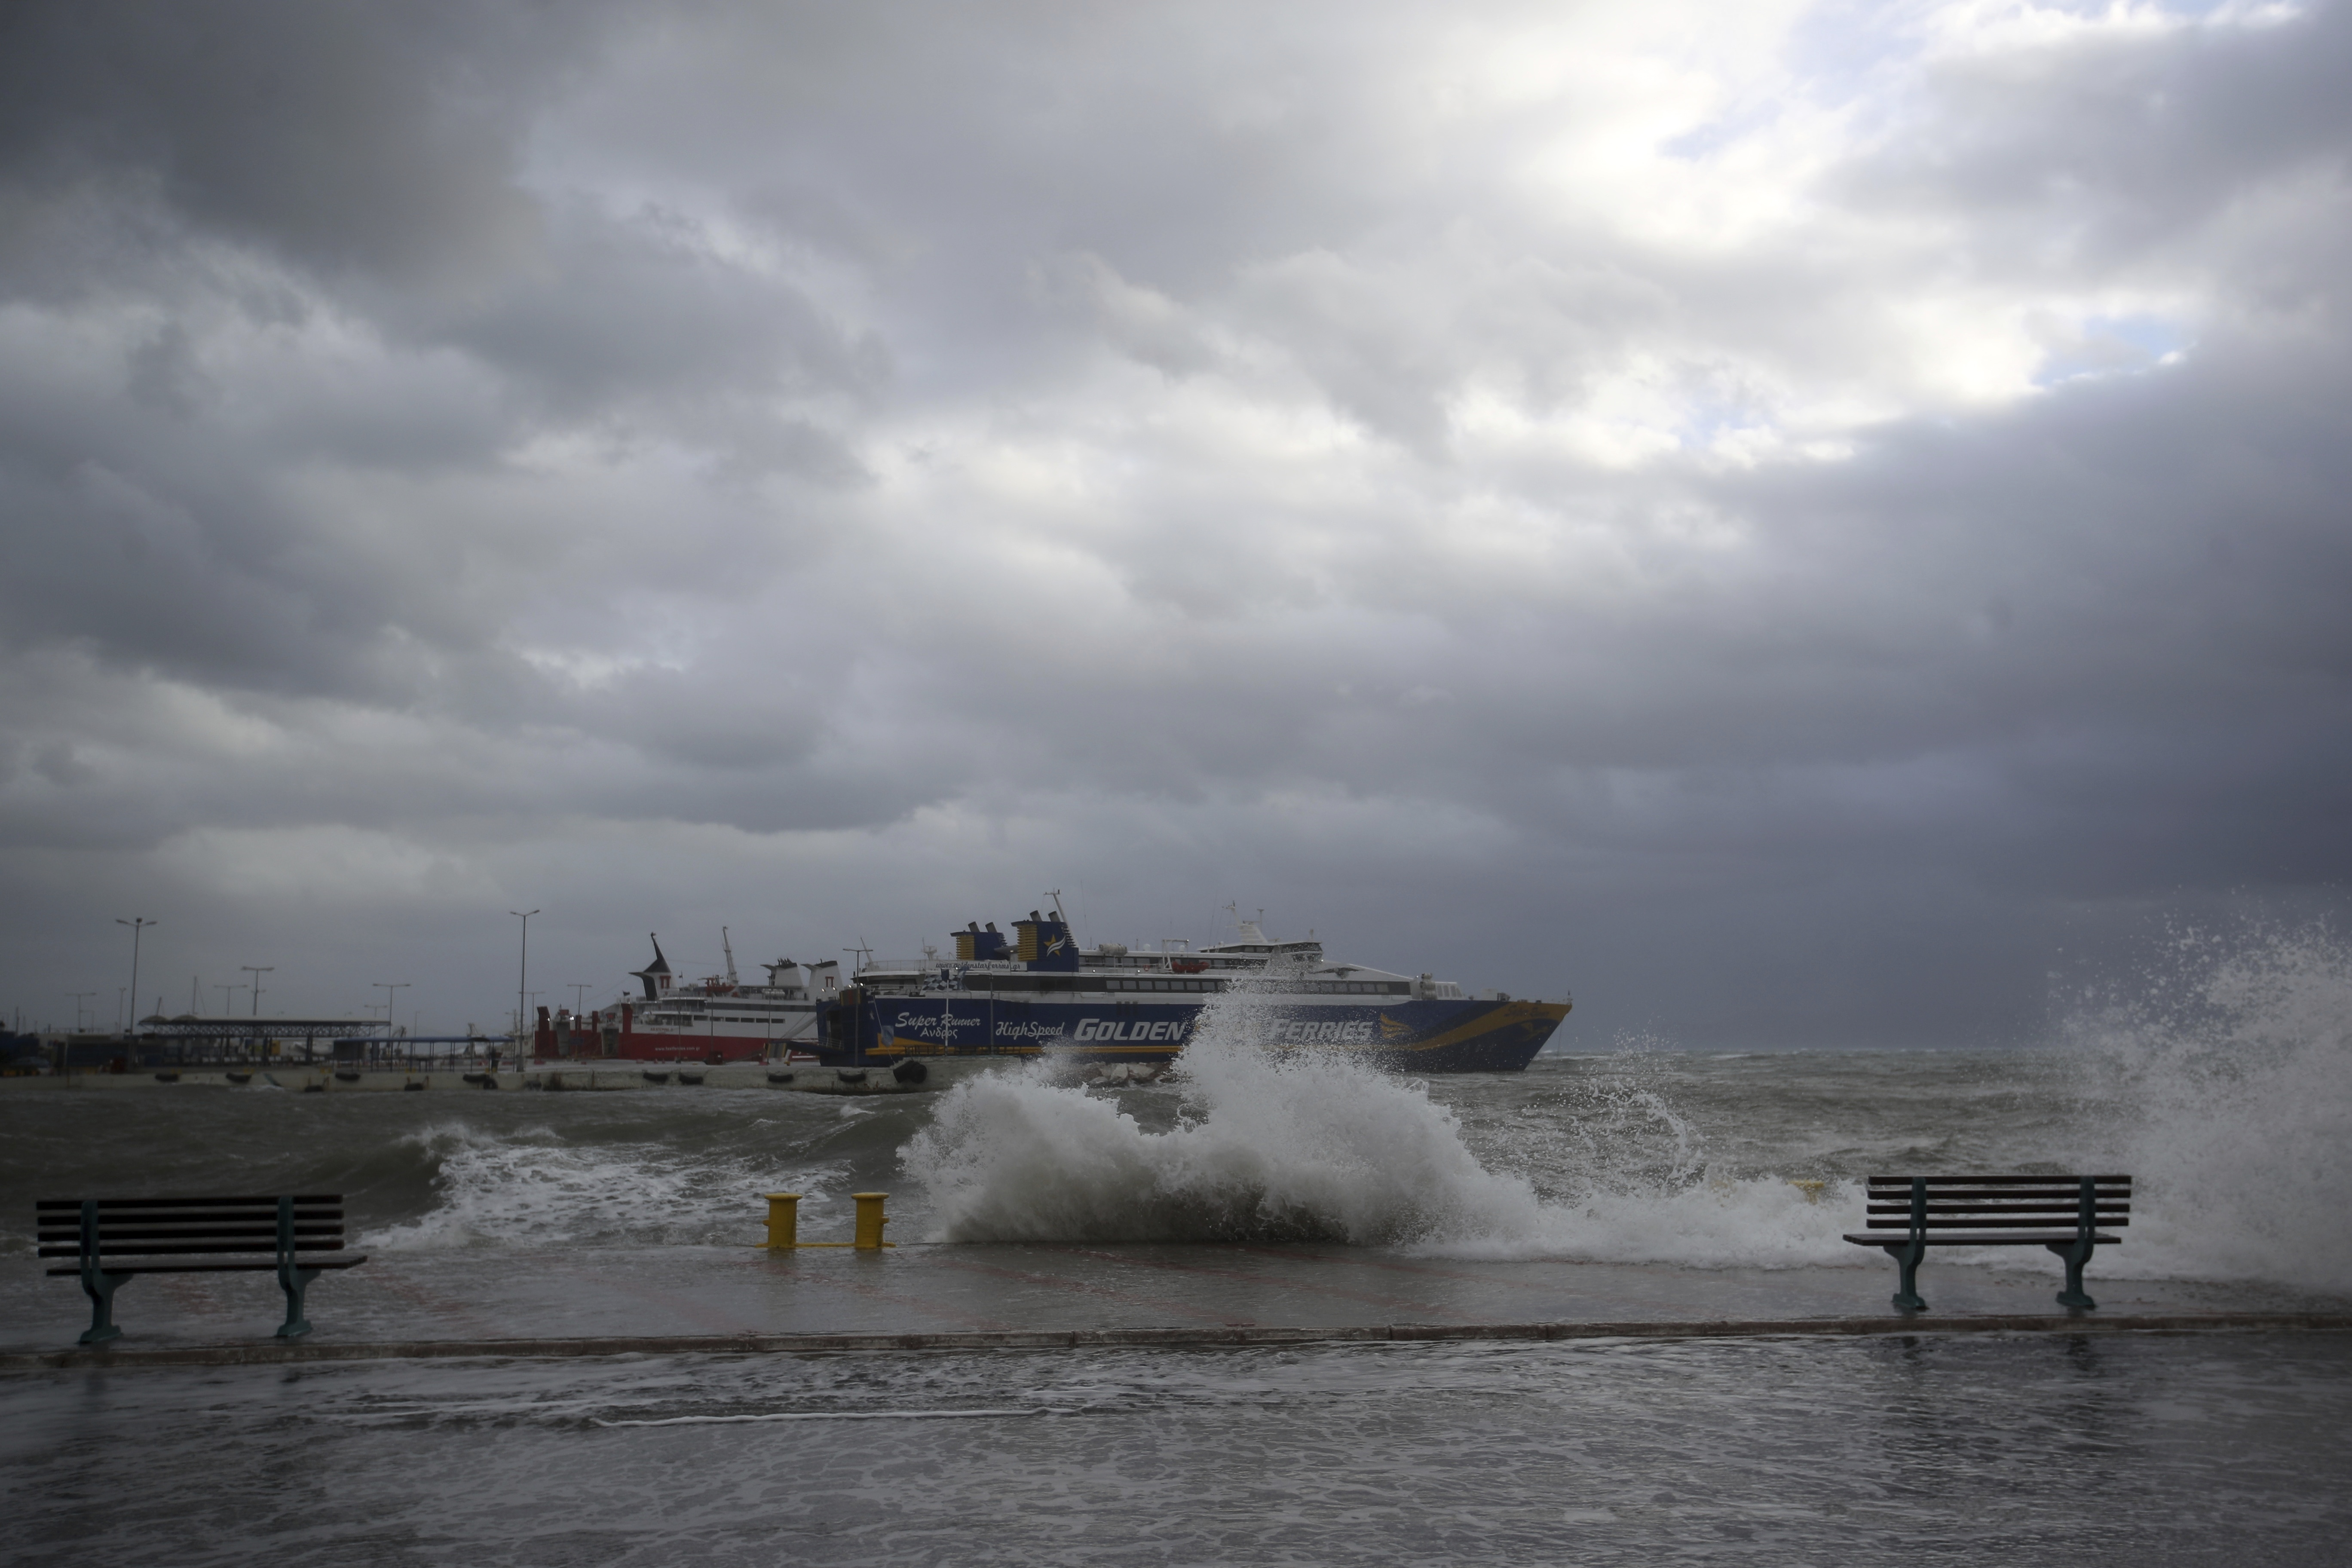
[764,1193,802,1250]
[852,1192,890,1250]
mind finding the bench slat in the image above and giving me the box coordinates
[38,1207,343,1222]
[1870,1188,2129,1193]
[41,1218,345,1234]
[1862,1213,2145,1222]
[39,1223,345,1241]
[1862,1222,2145,1231]
[1853,1204,2135,1213]
[1865,1175,2129,1186]
[46,1256,368,1277]
[1865,1194,2128,1206]
[1865,1187,2127,1200]
[37,1204,346,1213]
[1862,1222,2126,1231]
[1845,1231,2121,1247]
[38,1240,360,1258]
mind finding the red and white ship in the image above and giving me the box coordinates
[535,932,836,1064]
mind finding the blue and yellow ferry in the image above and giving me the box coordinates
[832,906,1569,1072]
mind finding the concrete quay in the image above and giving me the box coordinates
[7,1239,2347,1372]
[0,1060,963,1093]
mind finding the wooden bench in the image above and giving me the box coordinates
[1844,1174,2130,1311]
[37,1195,369,1344]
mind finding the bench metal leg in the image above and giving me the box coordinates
[76,1200,128,1344]
[78,1262,129,1345]
[2046,1238,2096,1311]
[277,1262,321,1338]
[1883,1239,1927,1311]
[274,1195,319,1338]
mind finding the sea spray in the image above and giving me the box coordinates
[901,989,1862,1260]
[361,1119,850,1252]
[2061,920,2352,1292]
[1433,1039,1865,1267]
[903,986,1548,1244]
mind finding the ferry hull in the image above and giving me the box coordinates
[858,995,1568,1073]
[534,1014,816,1065]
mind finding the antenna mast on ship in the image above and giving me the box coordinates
[721,926,738,987]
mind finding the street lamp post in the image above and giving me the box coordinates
[374,983,409,1072]
[510,910,539,1071]
[63,992,95,1075]
[116,917,154,1055]
[242,966,273,1062]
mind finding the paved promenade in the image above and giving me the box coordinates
[8,1239,2347,1369]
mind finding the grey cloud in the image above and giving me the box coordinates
[4,0,2351,1047]
[1843,1,2352,280]
[431,201,889,432]
[0,0,583,292]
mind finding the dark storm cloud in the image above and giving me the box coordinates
[0,0,570,289]
[2,0,2347,1044]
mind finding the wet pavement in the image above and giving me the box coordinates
[7,1237,2346,1363]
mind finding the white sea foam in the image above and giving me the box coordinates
[901,990,1858,1263]
[901,1041,1545,1245]
[2061,922,2352,1292]
[362,1121,842,1251]
[903,928,2352,1287]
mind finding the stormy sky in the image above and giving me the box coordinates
[4,0,2348,1046]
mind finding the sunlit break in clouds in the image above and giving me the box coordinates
[2,0,2348,1044]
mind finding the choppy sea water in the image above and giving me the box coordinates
[3,923,2349,1562]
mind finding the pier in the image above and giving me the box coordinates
[7,1231,2346,1371]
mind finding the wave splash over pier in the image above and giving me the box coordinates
[906,924,2352,1291]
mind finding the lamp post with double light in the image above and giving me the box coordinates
[116,917,154,1060]
[374,982,409,1072]
[510,910,539,1074]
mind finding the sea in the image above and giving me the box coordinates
[3,925,2349,1565]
